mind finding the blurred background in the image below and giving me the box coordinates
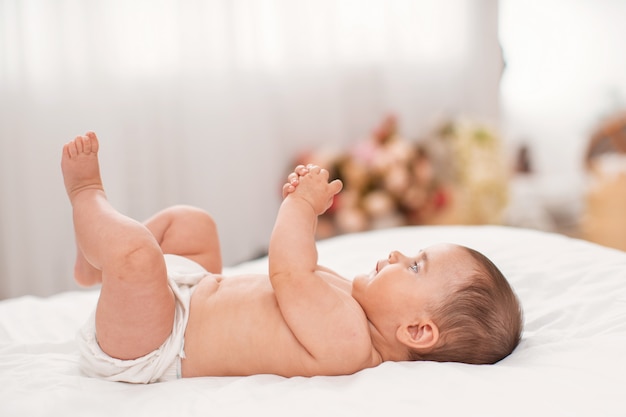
[1,0,625,299]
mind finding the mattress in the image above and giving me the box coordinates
[1,225,625,416]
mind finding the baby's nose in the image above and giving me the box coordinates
[388,251,401,262]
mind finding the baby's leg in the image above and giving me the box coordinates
[62,132,174,360]
[73,205,223,285]
[144,205,223,274]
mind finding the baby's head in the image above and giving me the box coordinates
[352,243,523,365]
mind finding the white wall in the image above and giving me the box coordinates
[0,0,502,299]
[500,0,626,212]
[4,1,624,299]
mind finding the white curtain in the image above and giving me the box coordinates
[0,0,501,298]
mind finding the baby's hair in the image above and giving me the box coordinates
[409,246,523,364]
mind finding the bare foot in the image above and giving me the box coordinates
[61,132,105,286]
[61,131,104,202]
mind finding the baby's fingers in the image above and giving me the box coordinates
[329,179,343,196]
[286,165,310,185]
[287,172,299,185]
[306,164,322,175]
[282,183,296,199]
[294,165,309,176]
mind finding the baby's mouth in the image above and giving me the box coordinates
[375,259,386,273]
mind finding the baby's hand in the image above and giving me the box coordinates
[282,165,310,199]
[290,164,342,215]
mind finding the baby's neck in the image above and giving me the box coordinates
[367,321,405,363]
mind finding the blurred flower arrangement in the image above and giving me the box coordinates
[426,118,509,226]
[290,115,509,239]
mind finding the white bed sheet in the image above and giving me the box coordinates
[1,226,625,417]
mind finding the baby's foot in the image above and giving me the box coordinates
[61,132,104,203]
[61,132,105,286]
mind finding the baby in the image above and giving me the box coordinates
[62,132,523,383]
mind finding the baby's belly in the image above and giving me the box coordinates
[191,273,222,297]
[181,275,315,377]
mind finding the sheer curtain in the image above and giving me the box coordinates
[0,0,501,298]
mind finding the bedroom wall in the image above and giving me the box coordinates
[0,0,502,299]
[2,1,624,299]
[499,0,626,235]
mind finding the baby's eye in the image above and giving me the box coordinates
[409,262,420,273]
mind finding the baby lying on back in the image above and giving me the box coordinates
[61,131,523,383]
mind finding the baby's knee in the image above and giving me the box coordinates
[170,205,217,231]
[100,231,165,280]
[168,204,211,219]
[119,239,165,275]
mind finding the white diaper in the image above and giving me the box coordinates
[77,254,209,384]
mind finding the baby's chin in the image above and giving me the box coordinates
[351,271,375,301]
[352,270,376,286]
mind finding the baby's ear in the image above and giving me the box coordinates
[396,320,440,350]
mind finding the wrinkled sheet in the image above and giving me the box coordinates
[1,226,625,417]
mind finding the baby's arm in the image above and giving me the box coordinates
[270,165,340,278]
[270,166,369,370]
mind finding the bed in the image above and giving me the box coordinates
[1,225,625,416]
